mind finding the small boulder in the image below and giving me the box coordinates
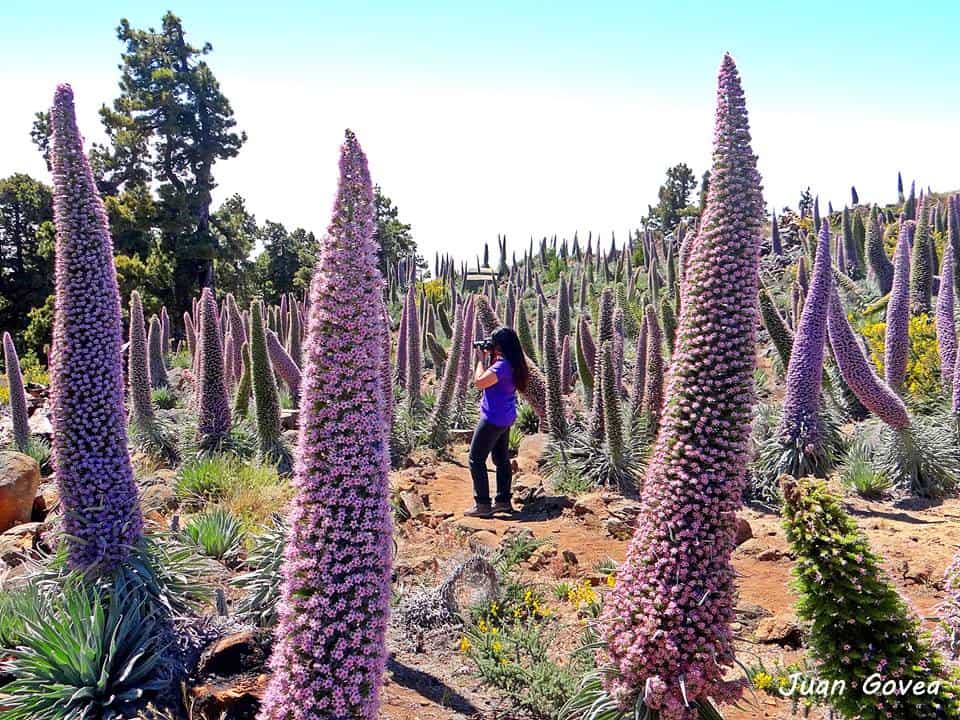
[142,483,178,512]
[469,530,500,551]
[754,613,802,647]
[734,516,753,546]
[516,433,548,472]
[0,452,41,532]
[398,490,427,519]
[27,410,53,439]
[32,482,60,521]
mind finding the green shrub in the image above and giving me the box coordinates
[231,515,288,627]
[461,577,589,719]
[175,455,236,504]
[20,436,51,473]
[181,506,245,565]
[840,435,891,498]
[169,350,191,369]
[150,386,176,409]
[515,402,540,434]
[781,476,960,719]
[0,586,44,649]
[508,425,523,453]
[0,577,168,720]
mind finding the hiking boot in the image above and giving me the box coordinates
[463,504,493,519]
[491,501,515,515]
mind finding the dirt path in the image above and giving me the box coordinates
[384,435,960,720]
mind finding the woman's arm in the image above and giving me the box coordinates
[474,354,499,390]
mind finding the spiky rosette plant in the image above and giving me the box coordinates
[127,292,177,461]
[426,303,465,449]
[260,130,393,720]
[571,55,764,720]
[885,220,912,390]
[147,315,169,389]
[866,211,894,294]
[770,220,833,478]
[2,331,30,452]
[196,287,232,454]
[475,294,547,421]
[781,475,960,720]
[47,84,143,571]
[250,300,292,474]
[936,239,957,395]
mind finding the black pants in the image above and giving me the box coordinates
[469,419,512,505]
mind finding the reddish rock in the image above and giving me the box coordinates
[0,452,41,532]
[734,516,753,546]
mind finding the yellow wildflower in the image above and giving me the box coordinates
[753,672,773,690]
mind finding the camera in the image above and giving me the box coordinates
[472,337,495,351]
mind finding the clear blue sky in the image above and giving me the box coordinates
[2,1,958,261]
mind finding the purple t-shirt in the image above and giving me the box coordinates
[480,359,517,427]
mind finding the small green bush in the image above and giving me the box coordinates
[150,386,177,409]
[231,515,288,627]
[0,577,168,720]
[781,475,960,719]
[181,506,245,565]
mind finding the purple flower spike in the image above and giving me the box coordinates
[828,287,909,430]
[260,130,392,720]
[266,328,302,400]
[2,332,29,451]
[196,287,231,448]
[937,240,957,395]
[776,220,831,467]
[600,55,763,717]
[884,220,912,390]
[48,84,142,571]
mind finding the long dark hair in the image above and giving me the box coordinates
[492,326,529,393]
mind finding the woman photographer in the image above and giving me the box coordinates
[463,326,529,518]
